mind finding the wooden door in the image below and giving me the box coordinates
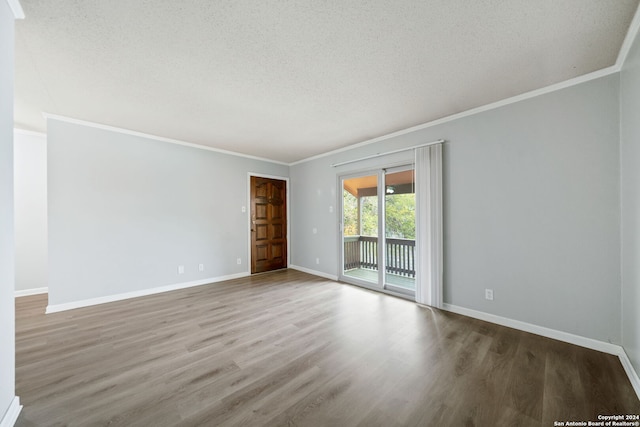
[251,176,287,274]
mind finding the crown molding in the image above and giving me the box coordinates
[5,0,24,19]
[616,2,640,68]
[291,66,619,166]
[37,64,624,169]
[30,2,640,168]
[293,2,640,167]
[42,113,289,166]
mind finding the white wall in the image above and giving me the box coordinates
[14,130,47,292]
[291,74,622,344]
[47,118,288,308]
[621,26,640,376]
[1,0,20,424]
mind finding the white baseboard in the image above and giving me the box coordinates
[0,396,22,427]
[14,287,48,298]
[289,265,338,281]
[618,349,640,399]
[441,303,640,400]
[45,272,250,314]
[442,303,620,354]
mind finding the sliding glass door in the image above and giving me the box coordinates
[340,166,416,297]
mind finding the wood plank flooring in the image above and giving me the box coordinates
[14,269,640,426]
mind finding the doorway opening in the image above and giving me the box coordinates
[340,165,416,297]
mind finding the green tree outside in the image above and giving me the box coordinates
[385,193,415,239]
[343,190,415,239]
[343,190,358,235]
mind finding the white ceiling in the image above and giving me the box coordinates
[14,1,640,163]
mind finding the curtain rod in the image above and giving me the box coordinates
[330,139,445,167]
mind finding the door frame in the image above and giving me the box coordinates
[247,173,290,274]
[337,164,416,300]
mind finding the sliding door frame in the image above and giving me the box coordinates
[337,163,416,300]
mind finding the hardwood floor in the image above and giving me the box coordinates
[14,269,640,426]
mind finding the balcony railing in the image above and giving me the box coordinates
[343,236,415,277]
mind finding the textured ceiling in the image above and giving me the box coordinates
[14,0,640,163]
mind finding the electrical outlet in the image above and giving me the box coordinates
[198,264,204,272]
[236,258,241,265]
[178,265,185,274]
[329,206,333,213]
[316,258,320,265]
[312,228,317,234]
[241,206,246,213]
[485,289,494,301]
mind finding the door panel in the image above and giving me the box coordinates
[341,173,381,287]
[251,176,287,274]
[384,168,416,293]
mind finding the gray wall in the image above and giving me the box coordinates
[0,0,17,420]
[48,119,288,306]
[621,28,640,375]
[14,131,47,292]
[291,74,622,344]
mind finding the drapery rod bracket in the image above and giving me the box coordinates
[331,139,445,167]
